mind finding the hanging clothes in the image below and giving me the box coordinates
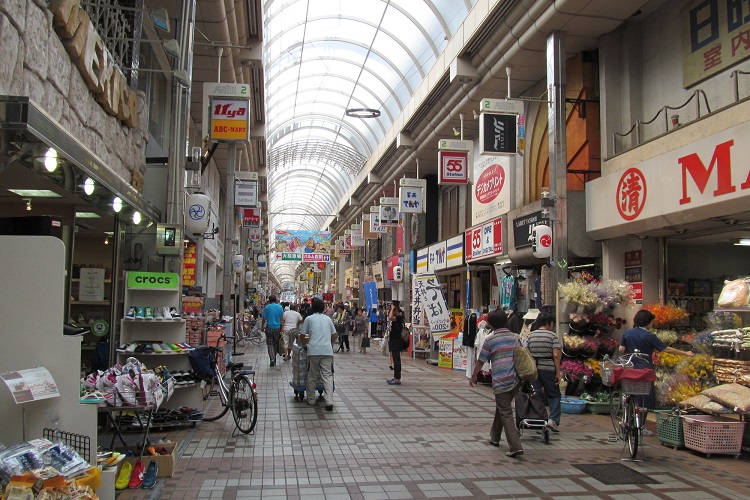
[500,274,516,311]
[534,275,542,308]
[540,264,556,307]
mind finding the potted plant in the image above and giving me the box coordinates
[580,391,611,414]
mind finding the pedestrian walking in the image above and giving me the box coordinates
[301,298,336,411]
[354,308,369,353]
[469,309,523,458]
[386,300,405,385]
[282,303,304,361]
[524,312,562,432]
[261,295,284,367]
[334,304,350,352]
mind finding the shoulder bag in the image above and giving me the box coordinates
[514,336,538,382]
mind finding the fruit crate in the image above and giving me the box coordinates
[681,415,745,457]
[654,410,684,449]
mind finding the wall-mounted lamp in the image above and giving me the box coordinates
[44,148,58,172]
[112,197,123,213]
[24,198,31,211]
[132,211,142,225]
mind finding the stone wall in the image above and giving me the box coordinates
[0,0,149,187]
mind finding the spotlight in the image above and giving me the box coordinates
[132,211,141,225]
[104,237,109,245]
[44,148,58,172]
[24,198,32,211]
[112,197,123,213]
[83,178,95,195]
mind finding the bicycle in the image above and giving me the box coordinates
[197,335,259,434]
[602,350,655,460]
[236,318,265,347]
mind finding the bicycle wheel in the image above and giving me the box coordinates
[231,375,258,434]
[199,376,230,421]
[609,389,624,439]
[626,397,639,459]
[249,329,265,346]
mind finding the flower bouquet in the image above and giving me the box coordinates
[580,338,599,357]
[642,304,688,328]
[597,336,619,356]
[561,358,594,382]
[653,329,678,346]
[656,372,701,407]
[562,334,585,355]
[705,311,741,330]
[588,312,626,336]
[677,354,714,387]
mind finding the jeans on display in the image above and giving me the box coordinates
[265,327,281,361]
[306,355,334,406]
[392,348,402,380]
[490,384,522,453]
[533,369,562,425]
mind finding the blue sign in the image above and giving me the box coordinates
[364,281,378,321]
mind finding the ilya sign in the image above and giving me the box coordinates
[202,82,251,140]
[210,98,251,141]
[586,120,750,240]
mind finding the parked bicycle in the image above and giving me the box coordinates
[237,317,264,347]
[602,350,655,460]
[197,335,258,434]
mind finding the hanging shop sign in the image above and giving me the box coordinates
[624,250,643,303]
[446,235,464,268]
[350,226,365,247]
[242,208,261,228]
[337,237,351,255]
[412,273,451,336]
[248,227,262,242]
[372,261,386,288]
[465,216,503,262]
[472,154,512,225]
[428,241,447,272]
[681,0,750,88]
[202,82,251,140]
[478,98,524,156]
[274,229,331,262]
[362,215,378,238]
[232,255,244,273]
[369,206,388,233]
[127,272,179,289]
[586,120,750,240]
[399,178,427,213]
[209,97,251,141]
[513,211,544,249]
[235,177,258,207]
[183,242,196,287]
[438,151,470,184]
[416,247,429,273]
[49,0,138,128]
[379,197,399,227]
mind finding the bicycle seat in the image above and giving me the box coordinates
[227,362,244,371]
[239,370,255,376]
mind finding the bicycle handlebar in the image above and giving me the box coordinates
[612,350,649,367]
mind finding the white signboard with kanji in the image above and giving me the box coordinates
[412,273,450,337]
[472,155,512,225]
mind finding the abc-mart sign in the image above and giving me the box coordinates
[586,120,750,240]
[202,83,251,142]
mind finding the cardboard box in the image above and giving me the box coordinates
[120,442,177,478]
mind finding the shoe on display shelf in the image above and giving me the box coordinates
[115,461,132,490]
[153,307,164,320]
[128,459,144,488]
[141,460,158,489]
[153,344,163,353]
[125,343,138,353]
[144,306,154,320]
[169,307,180,317]
[125,307,137,320]
[135,307,145,320]
[162,307,173,320]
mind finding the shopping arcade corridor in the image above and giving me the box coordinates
[115,342,750,499]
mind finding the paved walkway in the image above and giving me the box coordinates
[115,339,750,499]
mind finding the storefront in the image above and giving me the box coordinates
[587,101,750,328]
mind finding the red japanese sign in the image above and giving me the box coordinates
[439,151,469,184]
[465,216,503,262]
[242,208,261,228]
[475,163,505,204]
[616,168,647,221]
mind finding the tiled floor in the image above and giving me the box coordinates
[114,340,750,499]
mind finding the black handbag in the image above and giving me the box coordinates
[361,336,371,348]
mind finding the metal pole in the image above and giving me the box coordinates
[109,213,124,366]
[223,143,237,318]
[547,31,568,331]
[403,212,411,322]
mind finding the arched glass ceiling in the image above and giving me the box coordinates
[264,0,478,285]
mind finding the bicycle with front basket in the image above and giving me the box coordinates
[237,316,265,347]
[197,334,258,434]
[602,350,655,460]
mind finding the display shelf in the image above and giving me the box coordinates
[714,307,750,313]
[71,278,112,283]
[116,351,192,356]
[123,318,186,323]
[71,300,111,305]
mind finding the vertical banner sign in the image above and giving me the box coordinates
[465,264,471,315]
[364,281,378,314]
[338,236,351,255]
[413,273,451,337]
[411,277,424,328]
[209,97,251,141]
[478,98,524,156]
[370,206,388,234]
[242,208,261,228]
[438,151,469,184]
[350,225,365,246]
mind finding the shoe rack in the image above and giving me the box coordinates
[118,271,200,410]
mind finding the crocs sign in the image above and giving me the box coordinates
[127,272,179,289]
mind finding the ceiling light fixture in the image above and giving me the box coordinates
[8,189,61,198]
[112,197,123,213]
[734,238,750,246]
[24,198,32,211]
[83,177,95,195]
[132,211,142,225]
[345,108,380,118]
[44,148,58,172]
